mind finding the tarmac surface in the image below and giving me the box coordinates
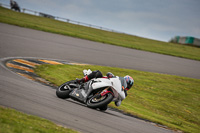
[1,23,199,133]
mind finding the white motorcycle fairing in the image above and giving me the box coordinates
[91,77,126,101]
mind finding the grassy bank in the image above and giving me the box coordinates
[0,106,78,133]
[34,64,200,133]
[0,6,200,61]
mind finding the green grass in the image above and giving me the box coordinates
[34,64,200,133]
[0,106,78,133]
[0,6,200,61]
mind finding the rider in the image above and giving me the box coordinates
[76,69,134,106]
[10,0,21,12]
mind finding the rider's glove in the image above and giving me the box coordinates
[124,90,128,97]
[106,72,114,78]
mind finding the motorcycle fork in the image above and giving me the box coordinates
[100,87,114,97]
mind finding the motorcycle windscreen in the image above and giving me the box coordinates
[110,77,126,100]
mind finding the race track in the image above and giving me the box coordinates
[0,23,199,133]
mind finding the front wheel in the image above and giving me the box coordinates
[86,93,113,109]
[99,105,108,111]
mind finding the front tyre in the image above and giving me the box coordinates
[99,105,108,111]
[86,93,113,109]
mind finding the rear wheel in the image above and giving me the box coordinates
[56,80,76,99]
[86,93,113,109]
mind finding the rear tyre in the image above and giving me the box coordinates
[86,93,113,109]
[56,81,76,99]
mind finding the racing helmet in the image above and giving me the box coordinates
[124,75,134,90]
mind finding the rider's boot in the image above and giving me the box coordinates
[76,75,89,84]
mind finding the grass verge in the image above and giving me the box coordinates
[0,6,200,61]
[34,64,200,133]
[0,106,78,133]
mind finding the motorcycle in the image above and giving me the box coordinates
[56,76,126,111]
